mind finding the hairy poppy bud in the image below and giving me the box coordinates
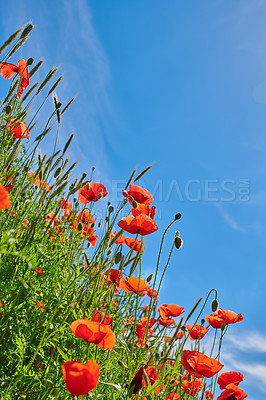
[220,322,226,331]
[132,199,138,209]
[212,299,219,312]
[115,252,122,264]
[175,212,182,220]
[27,57,34,65]
[174,236,183,249]
[5,105,11,114]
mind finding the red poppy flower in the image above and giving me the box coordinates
[185,324,209,341]
[78,182,108,203]
[0,184,10,209]
[158,318,175,327]
[125,237,144,253]
[129,366,159,394]
[58,198,71,209]
[91,310,113,325]
[217,371,244,389]
[4,184,15,191]
[182,350,224,378]
[78,210,95,224]
[118,214,158,236]
[110,231,126,244]
[181,374,204,396]
[70,318,116,350]
[32,299,45,312]
[158,304,185,319]
[58,198,71,218]
[142,305,150,313]
[45,212,60,226]
[119,277,149,294]
[140,316,157,329]
[0,59,29,99]
[144,287,159,300]
[62,359,100,397]
[217,383,247,400]
[6,119,29,139]
[87,233,98,247]
[101,268,123,285]
[166,394,180,400]
[123,184,153,205]
[135,325,154,347]
[205,390,214,400]
[205,309,243,329]
[131,203,156,219]
[175,331,184,339]
[81,223,97,240]
[35,267,44,275]
[27,172,50,192]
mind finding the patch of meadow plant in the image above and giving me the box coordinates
[0,24,247,400]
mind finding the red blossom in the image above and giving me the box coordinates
[123,184,153,205]
[206,309,243,329]
[0,184,10,209]
[78,182,108,203]
[62,359,100,397]
[0,59,29,99]
[182,350,224,378]
[118,214,158,236]
[6,119,29,139]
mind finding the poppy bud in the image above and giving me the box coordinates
[212,299,219,312]
[105,216,109,222]
[175,212,182,220]
[220,322,226,331]
[132,200,138,209]
[115,252,122,264]
[27,57,34,65]
[201,319,205,325]
[54,167,62,178]
[174,236,183,249]
[109,206,114,213]
[77,223,83,232]
[5,105,11,114]
[91,223,95,228]
[146,274,153,283]
[107,249,112,256]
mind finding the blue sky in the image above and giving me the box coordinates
[1,1,266,398]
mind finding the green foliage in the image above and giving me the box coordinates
[0,25,243,400]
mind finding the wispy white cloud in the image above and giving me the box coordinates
[221,330,266,395]
[214,203,246,232]
[226,331,266,353]
[222,352,266,392]
[0,0,114,183]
